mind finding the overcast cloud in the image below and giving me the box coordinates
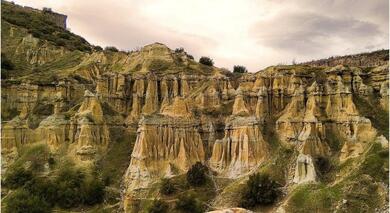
[11,0,389,71]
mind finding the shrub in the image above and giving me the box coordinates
[147,199,169,213]
[94,45,103,51]
[314,156,331,176]
[187,54,194,60]
[175,47,184,53]
[4,167,33,189]
[240,173,281,208]
[160,178,175,195]
[199,56,214,66]
[186,162,208,186]
[2,2,91,52]
[1,53,14,70]
[5,189,50,213]
[82,178,105,205]
[105,46,119,52]
[24,177,58,206]
[54,168,85,208]
[233,65,248,73]
[149,59,170,71]
[175,193,203,213]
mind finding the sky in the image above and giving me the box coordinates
[11,0,389,72]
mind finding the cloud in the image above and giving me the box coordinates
[9,0,389,71]
[250,12,383,55]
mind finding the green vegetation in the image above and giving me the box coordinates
[341,175,383,212]
[98,130,135,188]
[149,59,171,72]
[287,184,341,213]
[160,178,176,195]
[1,53,15,79]
[1,1,91,51]
[3,167,33,189]
[233,65,248,73]
[240,173,281,208]
[199,56,214,66]
[104,46,119,52]
[314,156,332,177]
[356,143,389,183]
[9,144,50,172]
[3,165,105,212]
[353,94,389,138]
[175,192,204,213]
[5,189,51,213]
[174,47,184,53]
[1,107,19,121]
[186,162,208,187]
[147,199,169,213]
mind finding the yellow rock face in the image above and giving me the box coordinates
[69,90,110,163]
[210,116,269,177]
[124,98,204,192]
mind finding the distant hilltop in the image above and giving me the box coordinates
[3,0,67,29]
[302,49,389,68]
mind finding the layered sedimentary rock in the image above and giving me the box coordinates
[210,92,269,177]
[293,154,317,184]
[124,97,205,191]
[69,90,110,162]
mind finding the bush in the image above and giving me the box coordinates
[314,156,331,176]
[160,178,175,195]
[199,56,214,66]
[147,199,169,213]
[175,47,184,53]
[1,53,14,70]
[240,173,281,208]
[82,178,105,205]
[54,168,85,208]
[5,189,50,213]
[4,167,33,189]
[187,54,194,60]
[186,162,208,186]
[233,65,248,73]
[175,193,203,213]
[2,2,91,52]
[149,59,170,71]
[94,45,103,51]
[24,177,58,206]
[105,46,119,52]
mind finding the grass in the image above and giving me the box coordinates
[2,1,91,52]
[353,94,389,139]
[9,143,50,173]
[287,184,342,213]
[98,130,136,188]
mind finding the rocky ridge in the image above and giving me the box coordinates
[1,2,389,213]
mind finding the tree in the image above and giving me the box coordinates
[1,53,14,73]
[5,189,51,213]
[199,56,214,66]
[175,193,203,213]
[314,156,331,176]
[186,162,208,186]
[160,178,175,195]
[233,65,248,73]
[175,47,184,53]
[94,45,103,51]
[147,199,169,213]
[4,167,33,189]
[104,46,119,52]
[240,173,281,208]
[82,178,105,205]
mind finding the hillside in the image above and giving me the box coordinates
[1,2,389,213]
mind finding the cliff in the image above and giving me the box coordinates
[1,2,388,213]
